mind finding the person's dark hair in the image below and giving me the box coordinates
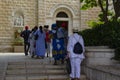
[44,25,49,28]
[39,26,43,33]
[31,28,34,32]
[33,26,38,32]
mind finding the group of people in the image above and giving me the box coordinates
[20,23,85,80]
[20,25,51,59]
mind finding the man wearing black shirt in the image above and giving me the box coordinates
[20,26,31,56]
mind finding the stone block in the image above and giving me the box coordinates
[28,75,48,80]
[48,75,68,80]
[6,70,26,75]
[13,46,24,52]
[5,76,26,80]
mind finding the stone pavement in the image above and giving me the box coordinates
[0,53,86,80]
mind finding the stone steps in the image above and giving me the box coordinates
[5,60,87,80]
[0,62,7,80]
[5,74,86,80]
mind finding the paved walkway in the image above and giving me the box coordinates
[0,53,53,62]
[0,53,55,80]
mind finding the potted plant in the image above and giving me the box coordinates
[13,29,24,52]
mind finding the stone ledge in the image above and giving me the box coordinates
[85,46,115,65]
[88,64,120,76]
[83,64,120,80]
[85,47,114,52]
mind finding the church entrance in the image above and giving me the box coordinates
[56,11,69,36]
[56,21,68,31]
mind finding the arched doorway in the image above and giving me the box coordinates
[54,9,73,36]
[56,12,68,32]
[49,5,75,35]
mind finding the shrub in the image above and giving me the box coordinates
[13,29,24,46]
[79,21,120,61]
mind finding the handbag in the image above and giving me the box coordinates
[66,58,71,74]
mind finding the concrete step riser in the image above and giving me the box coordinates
[5,75,87,80]
[5,61,87,80]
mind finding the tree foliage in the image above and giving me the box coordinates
[80,0,120,23]
[80,0,97,10]
[112,0,120,20]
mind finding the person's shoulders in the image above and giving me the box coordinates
[69,34,74,39]
[74,33,82,37]
[28,30,31,32]
[21,30,26,34]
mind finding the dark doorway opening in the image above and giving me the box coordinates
[56,21,68,31]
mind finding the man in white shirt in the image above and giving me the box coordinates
[67,29,85,80]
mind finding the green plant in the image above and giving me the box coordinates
[14,37,23,46]
[13,29,24,46]
[79,21,120,61]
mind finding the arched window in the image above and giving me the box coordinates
[56,12,68,18]
[14,11,24,27]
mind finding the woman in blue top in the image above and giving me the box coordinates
[34,26,46,59]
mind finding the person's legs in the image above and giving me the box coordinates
[46,42,50,57]
[70,58,75,79]
[52,50,58,65]
[75,58,82,79]
[27,42,30,54]
[24,43,28,56]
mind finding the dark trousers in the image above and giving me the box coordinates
[24,42,30,55]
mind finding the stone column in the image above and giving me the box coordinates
[38,0,45,26]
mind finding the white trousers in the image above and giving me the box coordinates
[46,42,51,56]
[70,57,82,78]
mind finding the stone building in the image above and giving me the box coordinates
[0,0,100,52]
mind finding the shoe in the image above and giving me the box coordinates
[35,56,39,59]
[53,60,57,65]
[41,56,44,59]
[25,52,28,56]
[75,78,80,80]
[31,54,34,58]
[71,78,75,80]
[25,54,28,56]
[61,60,64,64]
[47,53,48,57]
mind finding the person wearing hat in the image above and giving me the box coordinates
[67,29,85,80]
[20,26,31,56]
[50,23,67,65]
[50,23,58,64]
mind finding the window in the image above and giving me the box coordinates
[56,12,68,18]
[14,12,24,27]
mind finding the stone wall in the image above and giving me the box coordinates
[0,0,38,33]
[0,0,100,52]
[43,0,81,35]
[80,7,101,30]
[0,0,38,52]
[85,46,115,65]
[83,65,120,80]
[82,46,120,80]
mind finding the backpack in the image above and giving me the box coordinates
[57,27,65,39]
[73,36,83,54]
